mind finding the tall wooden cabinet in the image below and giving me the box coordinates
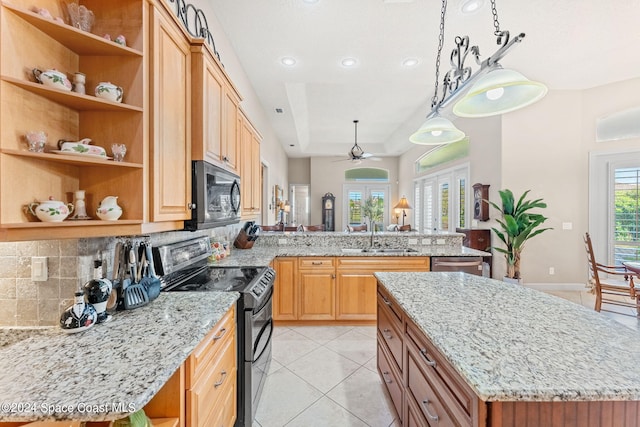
[190,39,242,174]
[239,110,262,217]
[0,0,147,241]
[148,0,191,223]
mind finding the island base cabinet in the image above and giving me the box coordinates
[488,401,640,427]
[377,343,403,420]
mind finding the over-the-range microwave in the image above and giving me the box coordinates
[184,160,241,230]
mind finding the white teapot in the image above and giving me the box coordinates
[27,197,74,222]
[32,68,72,92]
[96,196,122,221]
[95,82,123,103]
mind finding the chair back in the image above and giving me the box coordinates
[260,224,283,232]
[303,224,325,232]
[584,232,602,293]
[398,224,412,232]
[284,226,299,232]
[350,224,367,232]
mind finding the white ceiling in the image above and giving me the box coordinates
[209,0,640,158]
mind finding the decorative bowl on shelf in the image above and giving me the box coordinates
[32,68,72,91]
[57,138,108,158]
[95,82,124,103]
[27,197,74,222]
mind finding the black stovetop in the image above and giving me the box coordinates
[165,266,265,293]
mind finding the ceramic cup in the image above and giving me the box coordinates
[111,143,126,162]
[25,131,47,153]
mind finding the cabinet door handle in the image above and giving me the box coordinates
[383,328,393,340]
[214,370,227,388]
[187,202,196,210]
[213,328,227,341]
[382,296,392,306]
[419,348,437,367]
[421,399,439,421]
[382,371,393,384]
[311,261,323,265]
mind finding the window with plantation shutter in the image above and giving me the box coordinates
[614,167,640,264]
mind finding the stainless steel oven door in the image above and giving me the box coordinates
[245,287,273,421]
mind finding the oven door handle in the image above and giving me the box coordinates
[252,318,273,363]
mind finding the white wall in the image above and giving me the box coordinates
[309,157,399,230]
[184,0,289,213]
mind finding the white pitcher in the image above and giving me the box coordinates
[96,196,122,221]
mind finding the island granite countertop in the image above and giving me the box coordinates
[375,271,640,402]
[0,291,238,422]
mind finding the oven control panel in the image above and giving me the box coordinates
[251,267,275,298]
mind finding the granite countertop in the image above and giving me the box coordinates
[375,272,640,402]
[0,291,238,422]
[214,245,488,267]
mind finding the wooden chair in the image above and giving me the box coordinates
[259,224,283,232]
[284,226,299,232]
[350,224,367,232]
[398,224,412,232]
[584,232,639,316]
[303,224,325,232]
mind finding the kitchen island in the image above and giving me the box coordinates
[375,272,640,426]
[0,291,238,423]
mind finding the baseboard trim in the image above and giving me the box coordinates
[523,282,588,291]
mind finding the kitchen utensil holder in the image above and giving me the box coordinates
[234,229,254,249]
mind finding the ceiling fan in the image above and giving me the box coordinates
[336,120,381,163]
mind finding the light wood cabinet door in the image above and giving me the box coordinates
[191,42,223,165]
[298,271,335,320]
[250,133,262,213]
[273,258,297,321]
[149,3,191,222]
[223,90,239,172]
[239,111,262,216]
[336,272,377,320]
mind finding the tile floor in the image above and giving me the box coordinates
[253,290,639,427]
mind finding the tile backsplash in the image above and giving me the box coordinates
[0,225,239,327]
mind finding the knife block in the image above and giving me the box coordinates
[233,229,255,249]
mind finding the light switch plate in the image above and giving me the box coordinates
[278,239,288,245]
[31,256,48,281]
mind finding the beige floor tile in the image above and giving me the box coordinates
[288,325,354,344]
[254,368,323,426]
[267,358,284,376]
[285,396,369,427]
[362,355,378,373]
[272,328,321,366]
[353,325,378,339]
[287,346,361,393]
[325,328,377,365]
[327,366,397,427]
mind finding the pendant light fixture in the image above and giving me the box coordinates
[410,0,465,146]
[411,0,547,143]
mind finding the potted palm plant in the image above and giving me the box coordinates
[488,189,552,283]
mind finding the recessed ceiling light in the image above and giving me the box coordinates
[303,0,319,3]
[460,0,484,14]
[281,57,297,66]
[341,57,358,67]
[402,58,419,67]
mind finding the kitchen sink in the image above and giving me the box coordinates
[340,248,418,253]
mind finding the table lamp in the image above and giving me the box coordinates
[393,196,412,226]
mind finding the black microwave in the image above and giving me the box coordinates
[185,160,241,230]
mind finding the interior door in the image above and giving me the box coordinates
[343,184,390,230]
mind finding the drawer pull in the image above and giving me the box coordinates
[382,296,392,306]
[383,328,393,340]
[382,371,393,384]
[213,328,227,341]
[214,370,228,388]
[419,348,437,367]
[311,261,323,265]
[421,399,440,421]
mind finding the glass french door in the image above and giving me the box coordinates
[343,185,390,231]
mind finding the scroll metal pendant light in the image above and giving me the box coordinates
[409,0,465,145]
[410,0,547,144]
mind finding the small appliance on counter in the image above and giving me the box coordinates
[234,221,260,249]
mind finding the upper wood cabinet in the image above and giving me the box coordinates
[239,110,262,217]
[190,40,242,174]
[0,0,147,241]
[148,0,192,223]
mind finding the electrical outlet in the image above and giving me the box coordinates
[421,238,431,245]
[436,239,446,245]
[31,256,48,281]
[278,239,288,245]
[562,222,573,230]
[408,238,418,245]
[549,267,555,275]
